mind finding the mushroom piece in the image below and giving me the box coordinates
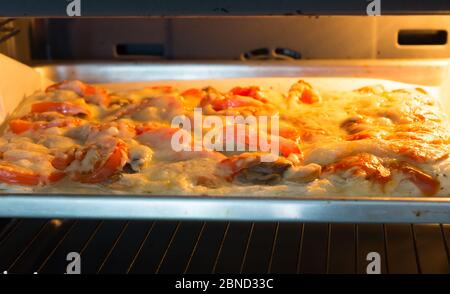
[126,144,153,172]
[217,153,293,185]
[284,163,322,183]
[235,160,293,185]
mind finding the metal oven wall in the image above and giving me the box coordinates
[2,15,449,62]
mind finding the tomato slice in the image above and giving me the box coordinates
[31,102,91,117]
[230,86,256,96]
[51,153,75,170]
[9,118,82,135]
[399,165,440,196]
[277,136,302,158]
[76,143,127,183]
[9,119,33,134]
[231,86,269,103]
[300,89,315,104]
[48,171,66,183]
[0,162,64,186]
[46,81,110,107]
[325,154,391,185]
[181,88,204,98]
[229,86,267,102]
[223,125,302,158]
[290,80,321,104]
[0,163,41,185]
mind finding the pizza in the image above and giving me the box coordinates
[0,79,449,197]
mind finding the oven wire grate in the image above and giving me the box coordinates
[0,219,449,274]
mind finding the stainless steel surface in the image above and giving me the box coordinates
[1,195,450,223]
[0,61,449,222]
[33,60,450,86]
[31,17,450,60]
[1,219,449,273]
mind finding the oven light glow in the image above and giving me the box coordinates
[50,219,63,227]
[2,271,38,274]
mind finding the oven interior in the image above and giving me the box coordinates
[1,219,450,274]
[1,15,450,274]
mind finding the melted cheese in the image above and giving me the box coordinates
[0,81,448,197]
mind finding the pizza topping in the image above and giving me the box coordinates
[127,144,153,172]
[285,163,322,183]
[107,95,184,122]
[323,153,391,185]
[31,101,91,117]
[9,119,34,134]
[0,80,448,196]
[198,86,278,116]
[0,140,65,186]
[9,112,83,134]
[230,86,269,103]
[68,140,128,183]
[52,151,76,171]
[394,163,440,197]
[137,125,226,162]
[201,93,266,111]
[288,80,322,104]
[0,161,63,186]
[340,115,366,134]
[322,153,441,196]
[181,88,205,99]
[46,80,111,107]
[389,141,449,163]
[221,124,303,159]
[217,153,292,184]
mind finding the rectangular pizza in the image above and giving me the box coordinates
[0,79,448,197]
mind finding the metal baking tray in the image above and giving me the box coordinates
[1,60,450,223]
